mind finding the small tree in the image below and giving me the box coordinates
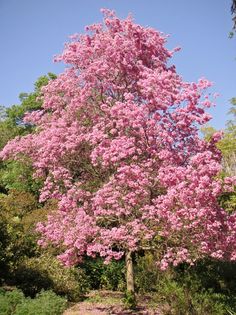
[1,10,236,298]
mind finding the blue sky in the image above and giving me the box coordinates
[0,0,235,129]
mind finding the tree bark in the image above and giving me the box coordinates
[125,250,135,293]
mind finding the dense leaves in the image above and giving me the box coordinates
[0,289,67,315]
[202,99,236,214]
[15,253,88,300]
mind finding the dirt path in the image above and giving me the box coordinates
[63,291,161,315]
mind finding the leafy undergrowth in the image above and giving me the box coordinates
[63,290,160,315]
[0,288,67,315]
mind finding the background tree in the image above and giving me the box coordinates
[220,99,236,176]
[1,10,236,300]
[202,99,236,177]
[230,0,236,37]
[0,73,56,195]
[232,0,236,30]
[202,99,236,213]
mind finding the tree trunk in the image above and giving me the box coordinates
[125,250,135,293]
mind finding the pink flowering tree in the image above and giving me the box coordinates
[1,9,236,295]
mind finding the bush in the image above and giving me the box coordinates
[0,289,25,315]
[0,289,67,315]
[176,259,236,296]
[0,190,40,280]
[135,252,160,293]
[81,257,125,291]
[0,219,10,283]
[15,290,67,315]
[100,259,126,291]
[154,274,235,315]
[124,290,136,310]
[14,265,53,298]
[14,253,89,301]
[134,253,236,314]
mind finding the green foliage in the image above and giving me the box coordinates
[134,253,236,314]
[6,73,56,129]
[0,73,56,195]
[100,260,126,291]
[123,290,136,310]
[135,252,160,293]
[201,125,217,141]
[201,100,236,213]
[0,161,42,195]
[0,192,58,288]
[0,190,38,219]
[154,276,230,315]
[0,193,88,302]
[15,253,89,301]
[14,290,67,315]
[0,120,17,152]
[220,100,236,177]
[81,257,125,291]
[177,259,236,296]
[218,191,236,214]
[0,289,67,315]
[0,73,56,158]
[201,100,236,177]
[0,190,40,273]
[0,217,10,282]
[80,258,103,289]
[155,259,236,314]
[0,289,25,315]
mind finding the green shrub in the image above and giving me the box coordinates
[100,259,125,291]
[0,289,25,315]
[0,190,40,281]
[191,290,232,315]
[80,258,103,289]
[14,265,53,298]
[176,259,236,296]
[123,290,136,310]
[135,252,160,293]
[155,275,190,315]
[0,218,10,283]
[134,253,236,314]
[154,275,235,315]
[81,257,125,291]
[132,253,236,314]
[0,289,67,315]
[15,253,89,301]
[14,290,67,315]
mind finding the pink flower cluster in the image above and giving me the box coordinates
[1,9,235,267]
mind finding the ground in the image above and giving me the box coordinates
[63,290,162,315]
